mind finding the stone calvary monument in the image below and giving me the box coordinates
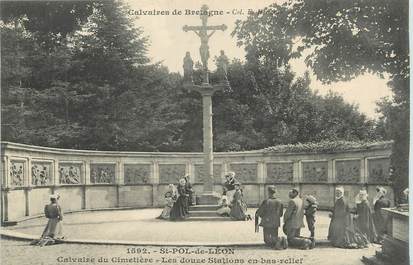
[182,5,230,204]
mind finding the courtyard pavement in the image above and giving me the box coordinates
[1,209,380,265]
[4,209,333,244]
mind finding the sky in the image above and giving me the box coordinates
[125,0,393,119]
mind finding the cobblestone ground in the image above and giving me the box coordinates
[1,238,378,265]
[7,209,332,243]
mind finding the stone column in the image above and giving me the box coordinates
[152,161,159,207]
[84,160,91,209]
[257,161,266,203]
[202,91,214,193]
[2,156,9,223]
[328,159,335,183]
[25,158,32,216]
[115,161,122,207]
[361,157,367,183]
[293,160,300,183]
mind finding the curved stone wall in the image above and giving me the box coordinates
[1,142,393,223]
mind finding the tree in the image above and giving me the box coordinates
[234,0,409,198]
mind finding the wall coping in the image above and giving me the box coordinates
[1,141,393,158]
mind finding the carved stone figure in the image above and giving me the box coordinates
[215,50,229,83]
[31,163,51,186]
[59,165,81,184]
[183,52,194,84]
[10,161,24,186]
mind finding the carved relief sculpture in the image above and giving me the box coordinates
[266,163,294,183]
[31,162,52,186]
[10,161,24,186]
[124,164,151,184]
[229,163,257,183]
[159,164,186,184]
[335,160,361,183]
[90,164,115,184]
[368,158,390,184]
[59,164,81,184]
[302,161,328,183]
[194,164,222,183]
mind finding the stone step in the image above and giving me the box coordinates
[186,216,232,221]
[189,205,219,211]
[188,210,220,217]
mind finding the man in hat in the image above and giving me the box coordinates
[283,188,312,249]
[255,186,286,249]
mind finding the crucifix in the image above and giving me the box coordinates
[182,5,229,204]
[183,4,227,84]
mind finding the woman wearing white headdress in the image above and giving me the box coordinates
[223,172,238,204]
[373,186,391,242]
[157,184,177,219]
[354,189,377,243]
[328,186,350,247]
[38,194,64,245]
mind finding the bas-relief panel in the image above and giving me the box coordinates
[302,161,328,183]
[194,164,222,183]
[159,164,186,184]
[335,160,361,183]
[368,158,390,184]
[230,163,257,183]
[59,163,82,184]
[10,160,25,187]
[124,164,151,184]
[31,162,52,186]
[266,163,293,183]
[90,164,115,184]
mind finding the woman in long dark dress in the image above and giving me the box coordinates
[373,186,391,242]
[354,190,377,243]
[170,178,188,221]
[328,187,368,248]
[230,183,248,220]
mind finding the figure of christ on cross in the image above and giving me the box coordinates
[183,4,227,83]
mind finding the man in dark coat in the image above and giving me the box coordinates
[283,188,312,249]
[255,186,285,248]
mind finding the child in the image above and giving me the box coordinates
[216,189,231,217]
[304,195,318,242]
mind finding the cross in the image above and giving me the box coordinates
[183,4,227,83]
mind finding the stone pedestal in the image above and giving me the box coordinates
[362,206,409,265]
[197,192,220,205]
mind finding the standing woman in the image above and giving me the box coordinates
[42,194,64,240]
[170,178,188,221]
[230,183,248,220]
[373,186,391,242]
[354,189,377,243]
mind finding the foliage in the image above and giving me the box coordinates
[1,0,383,156]
[262,140,392,154]
[233,0,409,196]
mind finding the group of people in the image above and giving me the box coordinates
[216,172,251,220]
[255,185,391,250]
[157,175,194,221]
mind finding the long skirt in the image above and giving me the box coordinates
[170,197,187,221]
[41,218,63,239]
[230,200,247,220]
[216,206,231,216]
